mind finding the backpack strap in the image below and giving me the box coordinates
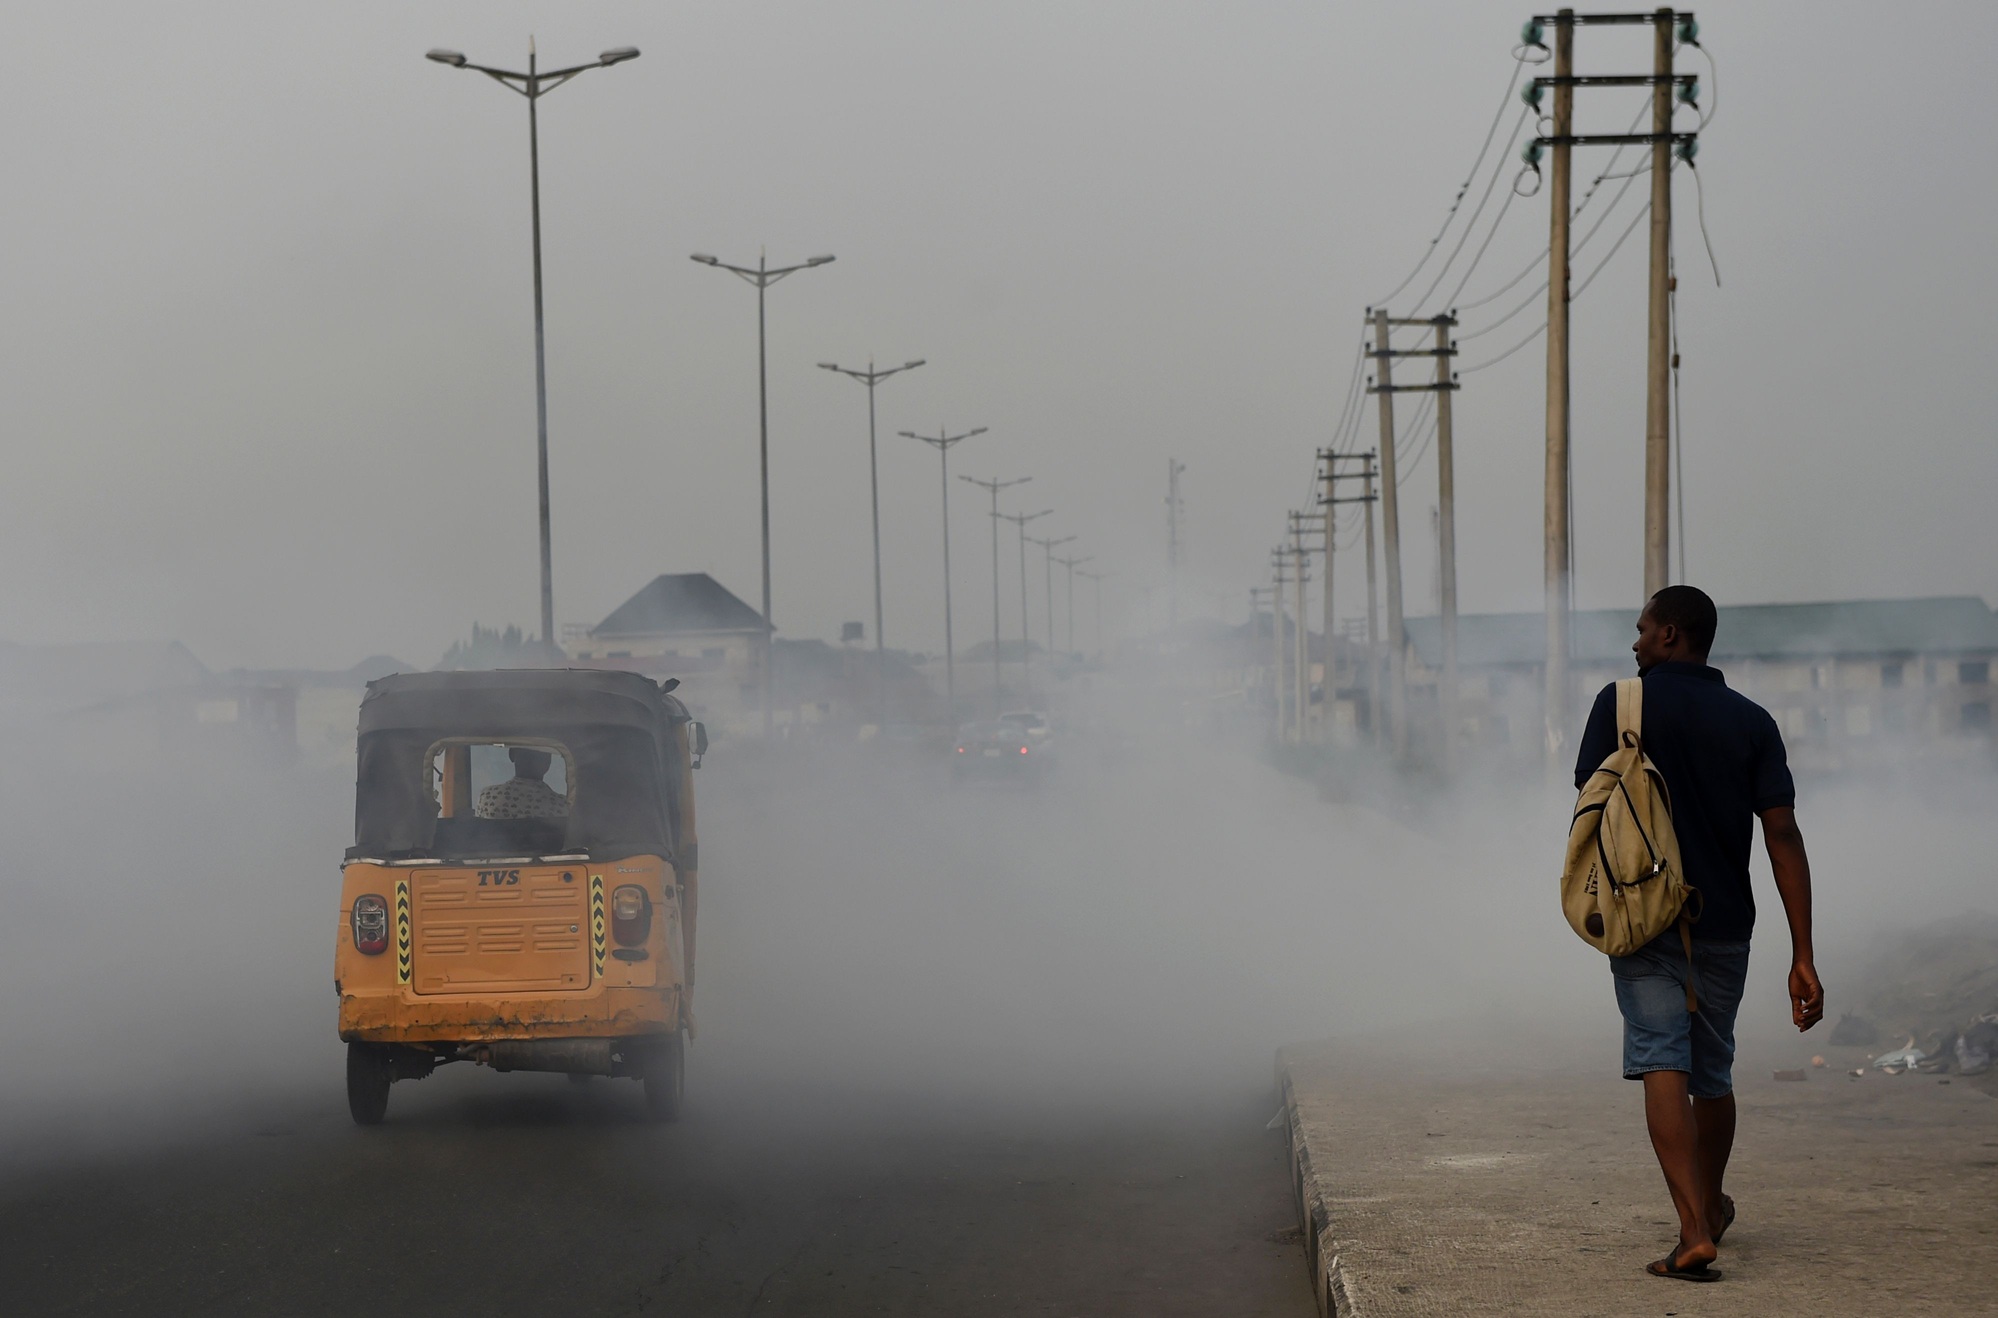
[1615,677,1643,750]
[1677,917,1701,1013]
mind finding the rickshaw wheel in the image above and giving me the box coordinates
[640,1032,684,1122]
[345,1041,392,1126]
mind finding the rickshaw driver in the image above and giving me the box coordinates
[476,746,570,819]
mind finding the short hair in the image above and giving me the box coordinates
[508,745,552,776]
[1648,584,1717,655]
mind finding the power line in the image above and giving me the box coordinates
[1372,51,1531,307]
[1415,104,1534,316]
[1458,195,1653,374]
[1453,96,1652,315]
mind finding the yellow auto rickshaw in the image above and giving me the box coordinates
[334,669,704,1124]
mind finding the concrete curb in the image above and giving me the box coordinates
[1277,1051,1361,1318]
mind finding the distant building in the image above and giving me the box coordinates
[1403,596,1998,770]
[570,573,769,692]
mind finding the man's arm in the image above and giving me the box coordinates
[1759,805,1823,1031]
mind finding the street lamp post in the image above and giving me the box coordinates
[960,475,1031,712]
[998,509,1052,700]
[691,251,836,737]
[819,358,924,721]
[1077,568,1109,659]
[901,426,986,721]
[426,41,641,647]
[1055,554,1092,656]
[1028,534,1075,665]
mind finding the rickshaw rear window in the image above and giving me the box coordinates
[424,740,577,859]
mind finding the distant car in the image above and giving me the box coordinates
[952,721,1044,781]
[997,710,1053,743]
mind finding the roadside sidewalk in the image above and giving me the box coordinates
[1277,1035,1997,1316]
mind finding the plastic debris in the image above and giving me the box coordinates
[1772,1069,1806,1082]
[1870,1039,1927,1070]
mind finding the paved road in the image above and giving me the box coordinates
[0,1070,1309,1315]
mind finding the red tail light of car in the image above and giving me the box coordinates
[351,894,389,955]
[612,884,653,945]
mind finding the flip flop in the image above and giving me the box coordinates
[1712,1195,1737,1244]
[1647,1252,1722,1283]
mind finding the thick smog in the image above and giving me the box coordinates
[2,4,1995,1315]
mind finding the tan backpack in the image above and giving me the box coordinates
[1562,677,1701,1008]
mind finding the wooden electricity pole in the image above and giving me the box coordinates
[1543,11,1576,771]
[1432,315,1460,771]
[1321,451,1377,745]
[1645,10,1675,595]
[1525,7,1703,758]
[1366,309,1409,761]
[1370,311,1460,766]
[1290,512,1319,743]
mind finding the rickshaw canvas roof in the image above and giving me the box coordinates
[358,669,684,739]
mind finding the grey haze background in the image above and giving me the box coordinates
[2,0,1989,670]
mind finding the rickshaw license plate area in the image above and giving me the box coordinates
[407,864,590,995]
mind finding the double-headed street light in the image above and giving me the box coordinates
[960,475,1031,711]
[1028,534,1076,660]
[691,252,835,737]
[819,358,925,720]
[900,426,986,720]
[1077,568,1109,659]
[426,41,641,647]
[998,509,1052,699]
[1054,553,1093,656]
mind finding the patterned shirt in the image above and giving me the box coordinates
[476,777,570,820]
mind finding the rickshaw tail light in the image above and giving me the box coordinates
[352,894,389,955]
[611,885,652,945]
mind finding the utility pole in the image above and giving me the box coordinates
[1645,10,1675,595]
[819,358,926,721]
[1166,459,1186,630]
[1368,314,1460,766]
[1523,8,1703,758]
[1251,585,1279,737]
[999,509,1052,699]
[1433,315,1460,772]
[1365,309,1411,761]
[1362,455,1381,747]
[1290,514,1322,744]
[1055,554,1092,657]
[692,250,837,736]
[962,474,1032,711]
[1321,452,1376,744]
[902,425,987,721]
[1544,13,1575,769]
[1269,549,1292,742]
[1030,534,1075,662]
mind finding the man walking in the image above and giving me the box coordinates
[1574,585,1824,1282]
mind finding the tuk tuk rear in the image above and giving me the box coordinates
[334,669,703,1124]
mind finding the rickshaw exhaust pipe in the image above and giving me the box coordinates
[464,1039,616,1075]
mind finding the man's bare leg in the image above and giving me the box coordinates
[1693,1093,1737,1238]
[1640,1071,1717,1269]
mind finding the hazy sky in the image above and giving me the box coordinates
[4,1,1992,670]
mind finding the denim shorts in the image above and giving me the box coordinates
[1610,933,1751,1099]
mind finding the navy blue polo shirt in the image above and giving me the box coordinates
[1574,661,1795,943]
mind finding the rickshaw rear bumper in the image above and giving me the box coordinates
[338,984,680,1046]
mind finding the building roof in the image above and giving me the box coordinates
[591,574,768,639]
[1405,596,1998,669]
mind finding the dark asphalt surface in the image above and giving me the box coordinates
[0,1069,1308,1315]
